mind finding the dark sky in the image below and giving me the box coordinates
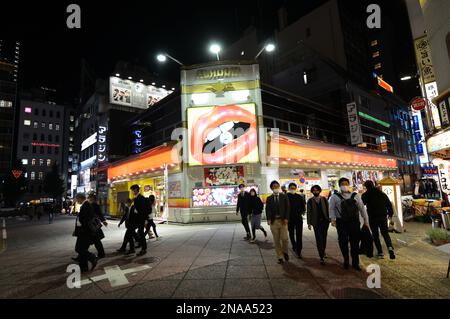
[0,0,335,102]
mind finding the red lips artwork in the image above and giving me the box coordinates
[188,103,259,165]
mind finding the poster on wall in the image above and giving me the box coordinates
[168,181,182,198]
[192,185,258,207]
[204,166,244,186]
[187,103,259,166]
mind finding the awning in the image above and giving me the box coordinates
[107,143,180,181]
[268,135,398,170]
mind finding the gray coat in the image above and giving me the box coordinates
[307,196,330,227]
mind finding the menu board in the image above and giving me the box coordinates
[192,185,258,207]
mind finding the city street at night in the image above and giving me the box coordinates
[1,215,450,299]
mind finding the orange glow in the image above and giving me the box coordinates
[269,137,397,169]
[108,144,179,180]
[168,198,190,208]
[377,76,394,93]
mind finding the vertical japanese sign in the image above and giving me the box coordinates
[132,129,142,154]
[433,158,450,195]
[97,121,108,164]
[414,36,435,84]
[438,99,450,127]
[347,102,363,145]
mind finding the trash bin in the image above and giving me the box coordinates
[432,217,442,229]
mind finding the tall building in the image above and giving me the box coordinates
[0,40,20,177]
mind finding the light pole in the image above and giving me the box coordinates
[156,53,183,66]
[255,43,276,59]
[209,44,221,61]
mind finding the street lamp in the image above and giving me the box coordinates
[156,53,183,66]
[401,75,412,81]
[255,43,276,59]
[209,43,221,61]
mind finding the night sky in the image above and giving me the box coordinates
[1,0,356,102]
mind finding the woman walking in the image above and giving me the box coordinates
[249,188,267,243]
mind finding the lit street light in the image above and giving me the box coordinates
[156,53,183,66]
[209,43,221,61]
[401,75,412,81]
[255,42,276,59]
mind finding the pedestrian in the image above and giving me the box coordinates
[299,189,306,202]
[281,185,287,194]
[72,193,97,273]
[144,195,160,240]
[413,180,425,199]
[329,177,370,271]
[117,198,138,254]
[236,183,252,240]
[130,184,150,256]
[361,180,396,259]
[265,180,290,264]
[248,188,267,243]
[37,204,43,220]
[88,192,108,259]
[306,185,330,265]
[287,183,306,258]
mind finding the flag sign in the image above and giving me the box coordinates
[411,97,427,112]
[12,170,23,179]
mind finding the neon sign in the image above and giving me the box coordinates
[98,125,107,163]
[31,143,60,148]
[133,129,142,154]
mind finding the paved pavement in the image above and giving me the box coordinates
[0,215,448,299]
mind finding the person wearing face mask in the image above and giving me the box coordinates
[248,188,267,242]
[307,185,330,265]
[329,177,370,271]
[266,180,290,264]
[236,183,252,240]
[286,183,306,258]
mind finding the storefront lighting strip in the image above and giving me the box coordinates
[358,112,390,128]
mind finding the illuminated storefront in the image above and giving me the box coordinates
[105,61,399,223]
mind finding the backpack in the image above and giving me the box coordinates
[336,193,360,222]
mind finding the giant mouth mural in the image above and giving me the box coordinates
[187,103,259,165]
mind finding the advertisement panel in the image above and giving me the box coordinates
[187,103,259,166]
[204,166,244,186]
[433,158,450,195]
[425,81,441,128]
[346,102,363,145]
[192,185,258,207]
[109,76,172,109]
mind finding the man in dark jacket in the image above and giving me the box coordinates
[88,192,108,259]
[74,193,97,273]
[307,185,330,265]
[287,183,306,258]
[361,180,395,259]
[266,180,290,264]
[131,184,149,256]
[236,184,252,240]
[118,198,138,254]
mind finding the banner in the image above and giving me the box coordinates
[346,102,363,145]
[204,166,244,186]
[433,158,450,194]
[414,36,436,84]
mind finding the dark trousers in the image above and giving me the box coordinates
[93,238,105,257]
[288,220,303,254]
[75,236,96,272]
[120,228,136,251]
[313,220,329,259]
[137,224,147,251]
[145,219,158,237]
[336,219,361,266]
[369,217,394,254]
[241,214,251,235]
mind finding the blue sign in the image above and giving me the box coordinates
[133,130,142,154]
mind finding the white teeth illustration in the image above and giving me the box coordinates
[219,121,234,132]
[206,127,222,142]
[220,132,234,145]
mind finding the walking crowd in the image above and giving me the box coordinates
[237,178,396,270]
[71,179,396,273]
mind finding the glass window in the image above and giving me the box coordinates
[31,159,36,166]
[371,39,378,46]
[33,122,38,128]
[40,146,44,154]
[48,135,52,142]
[48,147,52,154]
[32,146,36,154]
[49,123,53,130]
[39,172,44,180]
[374,63,382,69]
[47,159,51,166]
[34,109,38,116]
[22,159,28,165]
[55,124,60,131]
[56,111,60,118]
[55,135,60,142]
[22,145,29,152]
[70,115,74,121]
[55,147,59,155]
[69,126,74,132]
[39,159,44,166]
[49,110,53,118]
[69,137,73,142]
[23,133,30,139]
[30,172,35,180]
[41,122,46,128]
[40,134,45,141]
[372,51,380,58]
[24,120,31,126]
[42,109,46,117]
[33,133,37,140]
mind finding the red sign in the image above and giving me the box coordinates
[411,97,427,112]
[377,76,394,93]
[31,143,60,148]
[12,170,23,179]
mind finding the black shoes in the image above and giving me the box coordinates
[296,252,302,259]
[90,258,97,271]
[389,249,396,260]
[284,253,289,262]
[377,252,385,259]
[278,258,284,264]
[244,234,251,240]
[137,250,147,256]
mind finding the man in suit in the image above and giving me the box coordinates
[266,180,290,264]
[74,193,97,273]
[88,192,108,259]
[130,184,149,256]
[236,183,252,240]
[287,183,306,258]
[307,185,330,265]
